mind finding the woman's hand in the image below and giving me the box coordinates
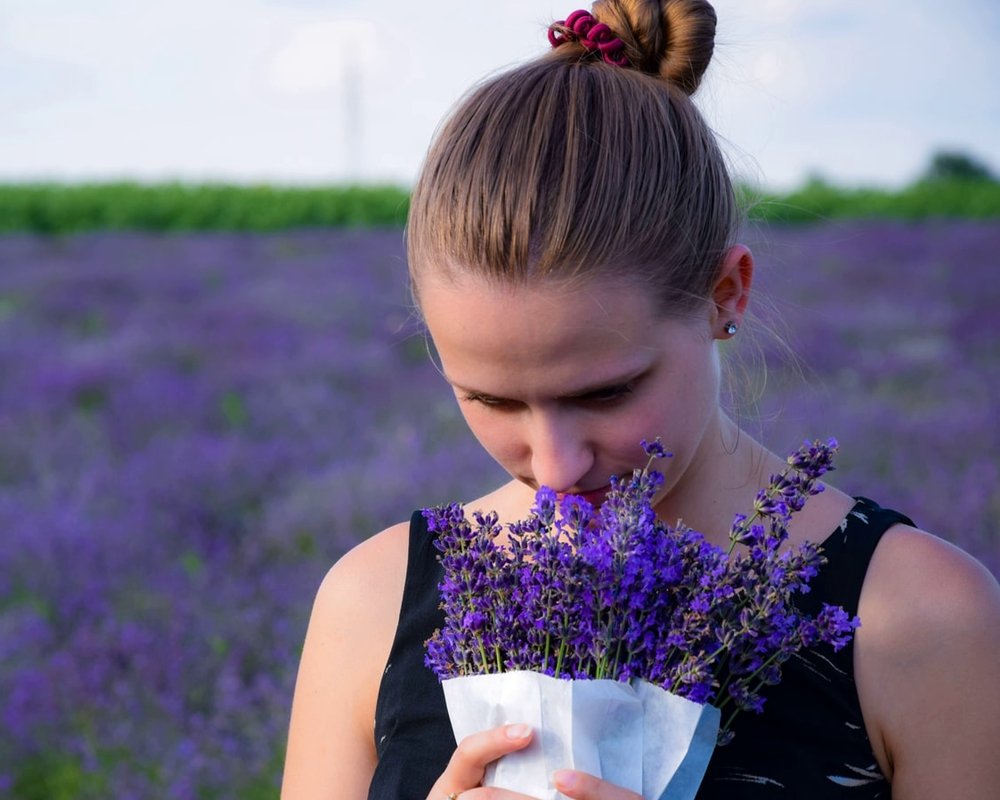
[426,723,535,799]
[426,724,642,800]
[551,771,642,800]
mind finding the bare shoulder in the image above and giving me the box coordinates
[862,523,1000,642]
[281,519,412,800]
[306,520,412,683]
[306,518,412,711]
[856,523,1000,798]
[318,519,411,619]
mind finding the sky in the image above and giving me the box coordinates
[2,0,999,190]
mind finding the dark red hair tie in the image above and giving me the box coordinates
[548,9,630,67]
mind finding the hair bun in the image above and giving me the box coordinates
[593,0,717,95]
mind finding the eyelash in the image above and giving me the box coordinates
[583,383,635,404]
[461,383,635,409]
[461,393,513,409]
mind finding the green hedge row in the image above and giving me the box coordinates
[1,178,998,233]
[744,178,1000,223]
[0,183,411,234]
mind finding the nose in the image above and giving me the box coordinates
[526,411,594,493]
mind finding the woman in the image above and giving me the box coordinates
[281,2,1000,798]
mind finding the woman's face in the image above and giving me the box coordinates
[419,270,727,510]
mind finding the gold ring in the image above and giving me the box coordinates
[446,794,459,800]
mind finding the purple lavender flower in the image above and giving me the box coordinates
[640,437,672,460]
[425,438,859,744]
[815,603,861,651]
[786,438,838,479]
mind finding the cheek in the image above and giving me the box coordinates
[458,406,523,465]
[629,359,718,446]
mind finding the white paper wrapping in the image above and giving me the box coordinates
[443,670,719,800]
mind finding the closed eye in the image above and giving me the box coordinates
[570,383,634,406]
[460,391,519,409]
[460,383,634,410]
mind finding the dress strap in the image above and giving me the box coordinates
[369,510,453,800]
[807,496,915,619]
[401,510,442,620]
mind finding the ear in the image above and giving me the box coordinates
[710,244,754,339]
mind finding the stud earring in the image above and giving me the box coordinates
[724,320,738,336]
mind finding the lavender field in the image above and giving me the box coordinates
[1,221,998,798]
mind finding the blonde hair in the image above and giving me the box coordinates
[407,0,739,316]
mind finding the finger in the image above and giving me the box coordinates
[552,770,643,800]
[427,723,533,797]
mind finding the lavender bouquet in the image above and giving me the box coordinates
[424,439,859,799]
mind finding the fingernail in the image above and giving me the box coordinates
[552,770,576,790]
[506,724,531,739]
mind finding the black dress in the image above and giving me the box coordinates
[368,497,913,799]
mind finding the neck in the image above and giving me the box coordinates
[652,414,784,548]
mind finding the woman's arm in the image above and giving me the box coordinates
[857,525,1000,799]
[281,522,410,800]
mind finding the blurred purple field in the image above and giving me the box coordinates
[1,222,997,798]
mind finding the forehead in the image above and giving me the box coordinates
[418,272,674,393]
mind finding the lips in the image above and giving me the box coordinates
[557,485,612,507]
